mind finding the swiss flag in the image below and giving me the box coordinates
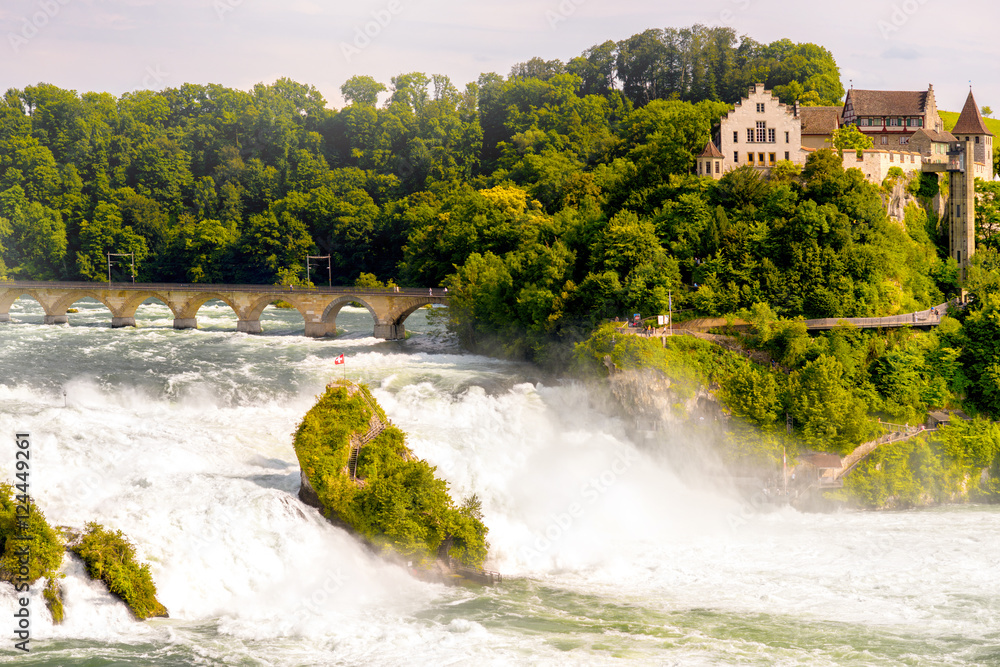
[334,354,345,365]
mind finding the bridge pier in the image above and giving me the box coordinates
[0,314,8,323]
[374,323,405,340]
[304,322,334,338]
[44,315,68,325]
[111,317,136,328]
[173,318,198,330]
[237,319,262,334]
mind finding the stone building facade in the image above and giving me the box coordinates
[840,84,945,150]
[716,83,804,173]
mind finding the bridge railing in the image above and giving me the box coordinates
[0,280,449,298]
[802,301,952,331]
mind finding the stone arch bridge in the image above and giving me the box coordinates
[0,281,449,339]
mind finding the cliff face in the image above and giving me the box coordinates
[293,381,490,569]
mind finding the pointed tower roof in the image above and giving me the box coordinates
[952,90,992,136]
[698,140,724,159]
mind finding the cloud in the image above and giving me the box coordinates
[882,46,922,60]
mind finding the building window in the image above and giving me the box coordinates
[768,128,776,143]
[715,162,720,174]
[758,152,765,164]
[881,135,889,145]
[976,136,981,144]
[734,152,739,163]
[785,131,790,143]
[733,131,739,143]
[768,153,776,165]
[784,151,789,160]
[747,128,754,143]
[748,153,754,164]
[900,136,909,145]
[756,103,765,112]
[756,121,767,143]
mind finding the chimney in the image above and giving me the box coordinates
[794,100,800,118]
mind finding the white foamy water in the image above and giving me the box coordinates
[0,298,997,666]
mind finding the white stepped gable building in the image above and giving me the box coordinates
[716,83,805,173]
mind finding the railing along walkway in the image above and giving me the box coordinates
[834,423,936,480]
[802,301,951,331]
[348,389,390,480]
[0,279,447,298]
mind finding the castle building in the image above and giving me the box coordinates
[840,84,945,149]
[799,106,842,150]
[716,83,805,173]
[696,140,725,180]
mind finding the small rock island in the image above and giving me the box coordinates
[293,381,496,583]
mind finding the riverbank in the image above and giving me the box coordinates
[575,320,1000,510]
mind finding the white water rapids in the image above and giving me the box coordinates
[0,298,997,665]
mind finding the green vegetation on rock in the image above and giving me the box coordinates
[44,578,64,624]
[293,381,489,568]
[0,483,63,586]
[70,522,168,620]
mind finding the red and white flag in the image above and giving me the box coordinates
[334,354,345,365]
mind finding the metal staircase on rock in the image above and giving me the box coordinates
[348,388,390,480]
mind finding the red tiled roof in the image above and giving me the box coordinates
[847,89,929,117]
[800,106,842,135]
[698,140,724,158]
[952,91,992,136]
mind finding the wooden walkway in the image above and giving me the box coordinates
[802,302,950,332]
[657,300,956,335]
[833,423,936,481]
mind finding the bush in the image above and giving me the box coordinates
[0,483,63,586]
[71,523,167,620]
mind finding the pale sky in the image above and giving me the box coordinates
[1,0,998,115]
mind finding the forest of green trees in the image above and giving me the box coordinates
[0,25,843,287]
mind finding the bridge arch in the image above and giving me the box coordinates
[386,299,441,327]
[375,296,448,340]
[123,293,179,319]
[321,296,379,335]
[245,294,310,324]
[0,291,46,323]
[52,292,116,320]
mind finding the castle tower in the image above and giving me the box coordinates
[947,139,976,277]
[951,90,993,180]
[697,140,724,180]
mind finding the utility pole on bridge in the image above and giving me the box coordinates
[306,255,332,287]
[107,252,135,284]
